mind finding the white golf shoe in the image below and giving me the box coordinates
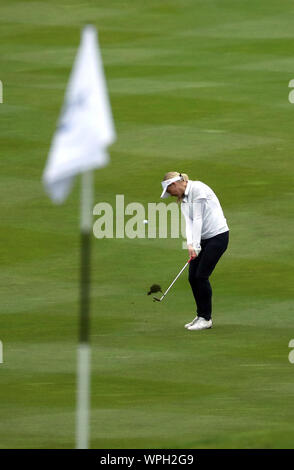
[187,317,212,331]
[184,316,198,329]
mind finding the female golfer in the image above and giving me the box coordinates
[160,172,229,330]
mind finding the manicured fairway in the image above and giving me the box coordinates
[0,0,294,448]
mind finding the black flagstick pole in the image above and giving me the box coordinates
[76,170,93,449]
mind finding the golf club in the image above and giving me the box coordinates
[153,257,193,302]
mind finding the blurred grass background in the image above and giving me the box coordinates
[0,0,294,448]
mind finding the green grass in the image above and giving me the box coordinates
[1,0,294,449]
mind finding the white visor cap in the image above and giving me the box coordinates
[160,176,182,198]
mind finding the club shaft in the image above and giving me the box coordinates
[160,261,189,300]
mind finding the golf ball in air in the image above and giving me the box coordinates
[143,220,148,224]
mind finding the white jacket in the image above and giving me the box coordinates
[181,180,229,255]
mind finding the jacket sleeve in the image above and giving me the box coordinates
[191,201,203,255]
[181,203,193,245]
[181,201,203,255]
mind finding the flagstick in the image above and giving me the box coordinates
[76,170,93,449]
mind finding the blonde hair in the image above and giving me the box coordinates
[163,171,189,203]
[163,171,189,182]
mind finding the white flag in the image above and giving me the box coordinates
[43,25,115,203]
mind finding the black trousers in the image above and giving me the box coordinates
[188,231,229,320]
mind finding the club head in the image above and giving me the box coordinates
[153,296,161,302]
